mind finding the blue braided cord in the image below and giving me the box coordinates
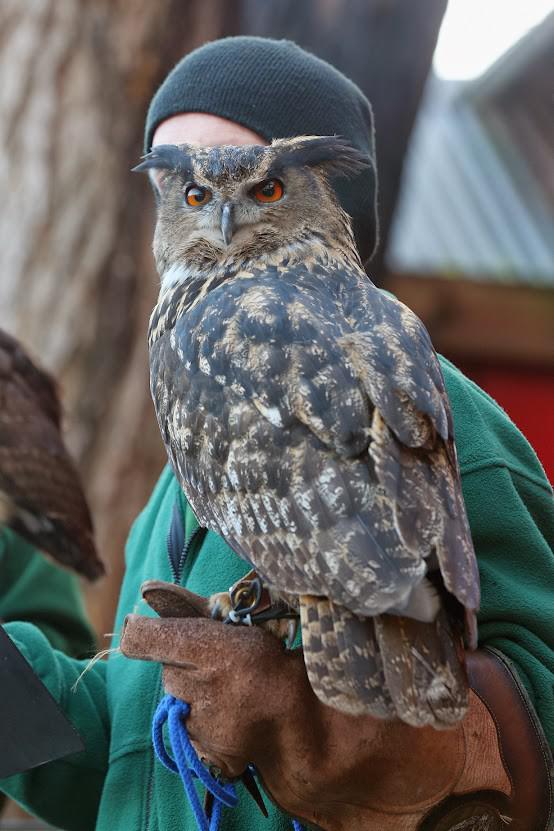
[153,695,237,831]
[209,798,223,831]
[168,702,237,806]
[153,694,306,831]
[152,696,179,772]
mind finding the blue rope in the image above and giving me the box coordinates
[153,694,305,830]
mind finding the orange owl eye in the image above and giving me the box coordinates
[253,179,284,203]
[184,185,212,207]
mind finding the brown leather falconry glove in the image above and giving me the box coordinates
[120,582,553,831]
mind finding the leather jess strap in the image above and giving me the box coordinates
[420,648,554,831]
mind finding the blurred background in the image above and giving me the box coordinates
[1,0,553,824]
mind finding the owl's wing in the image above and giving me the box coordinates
[151,267,478,724]
[338,288,480,634]
[0,337,102,580]
[151,273,428,613]
[340,291,451,447]
[152,270,477,618]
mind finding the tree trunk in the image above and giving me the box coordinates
[0,0,233,644]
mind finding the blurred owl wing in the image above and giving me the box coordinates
[338,289,480,629]
[0,358,101,579]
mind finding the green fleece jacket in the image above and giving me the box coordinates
[0,528,95,657]
[1,357,553,831]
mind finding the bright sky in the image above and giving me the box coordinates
[433,0,554,80]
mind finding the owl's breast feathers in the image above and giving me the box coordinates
[149,256,479,632]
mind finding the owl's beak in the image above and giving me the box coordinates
[220,203,234,246]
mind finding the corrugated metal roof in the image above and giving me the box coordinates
[387,13,554,285]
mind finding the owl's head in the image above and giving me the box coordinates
[134,136,370,278]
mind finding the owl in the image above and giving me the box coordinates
[135,136,480,728]
[0,328,103,580]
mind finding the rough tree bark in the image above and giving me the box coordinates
[0,0,234,643]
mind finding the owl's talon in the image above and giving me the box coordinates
[204,791,214,821]
[242,766,269,817]
[286,618,298,650]
[208,591,234,621]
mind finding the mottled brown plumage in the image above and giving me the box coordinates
[0,329,103,580]
[137,136,480,727]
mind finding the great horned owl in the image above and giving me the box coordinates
[135,136,480,728]
[0,328,103,580]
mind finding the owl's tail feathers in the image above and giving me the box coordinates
[374,609,469,729]
[299,596,468,728]
[299,595,396,719]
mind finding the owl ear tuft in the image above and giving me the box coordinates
[132,144,195,198]
[132,144,194,177]
[270,136,371,180]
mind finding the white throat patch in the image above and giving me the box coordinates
[160,263,192,292]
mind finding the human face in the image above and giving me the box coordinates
[152,112,267,149]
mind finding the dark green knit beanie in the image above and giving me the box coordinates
[145,36,378,264]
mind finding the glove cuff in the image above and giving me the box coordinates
[420,647,554,831]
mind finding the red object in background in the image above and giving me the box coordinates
[461,364,554,485]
